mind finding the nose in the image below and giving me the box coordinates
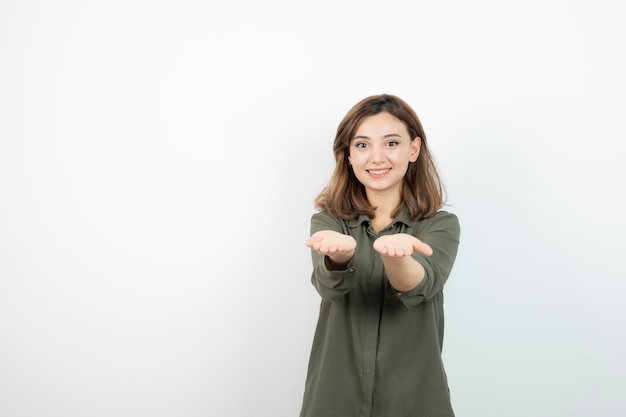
[370,143,385,164]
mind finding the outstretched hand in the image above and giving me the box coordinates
[306,230,357,257]
[373,233,433,257]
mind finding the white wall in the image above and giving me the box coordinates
[1,1,625,416]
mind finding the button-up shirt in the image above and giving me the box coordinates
[299,209,460,417]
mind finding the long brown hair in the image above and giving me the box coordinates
[314,94,446,221]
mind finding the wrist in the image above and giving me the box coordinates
[325,255,351,271]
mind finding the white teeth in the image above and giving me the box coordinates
[369,169,389,175]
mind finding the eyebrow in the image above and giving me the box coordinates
[352,133,403,140]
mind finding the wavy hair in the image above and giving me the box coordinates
[314,94,446,221]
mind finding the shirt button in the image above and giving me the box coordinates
[349,268,355,272]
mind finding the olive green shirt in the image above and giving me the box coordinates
[299,210,460,417]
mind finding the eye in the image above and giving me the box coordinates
[355,142,368,149]
[387,141,399,147]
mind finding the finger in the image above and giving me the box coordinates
[305,234,323,247]
[413,241,433,256]
[372,241,386,255]
[393,247,409,257]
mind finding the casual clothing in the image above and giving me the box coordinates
[299,209,460,417]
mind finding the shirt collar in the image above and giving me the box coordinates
[346,208,414,229]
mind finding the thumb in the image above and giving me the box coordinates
[413,240,433,256]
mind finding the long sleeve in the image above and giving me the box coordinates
[309,212,358,302]
[390,211,460,308]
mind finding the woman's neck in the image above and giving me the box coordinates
[367,190,401,232]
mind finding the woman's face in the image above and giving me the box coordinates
[348,111,420,199]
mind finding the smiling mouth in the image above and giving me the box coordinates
[367,168,390,176]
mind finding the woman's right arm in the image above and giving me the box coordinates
[305,212,358,301]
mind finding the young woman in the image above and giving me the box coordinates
[300,94,460,417]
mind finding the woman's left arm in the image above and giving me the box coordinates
[373,234,433,291]
[374,211,461,305]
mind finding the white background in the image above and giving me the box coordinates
[1,1,625,416]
